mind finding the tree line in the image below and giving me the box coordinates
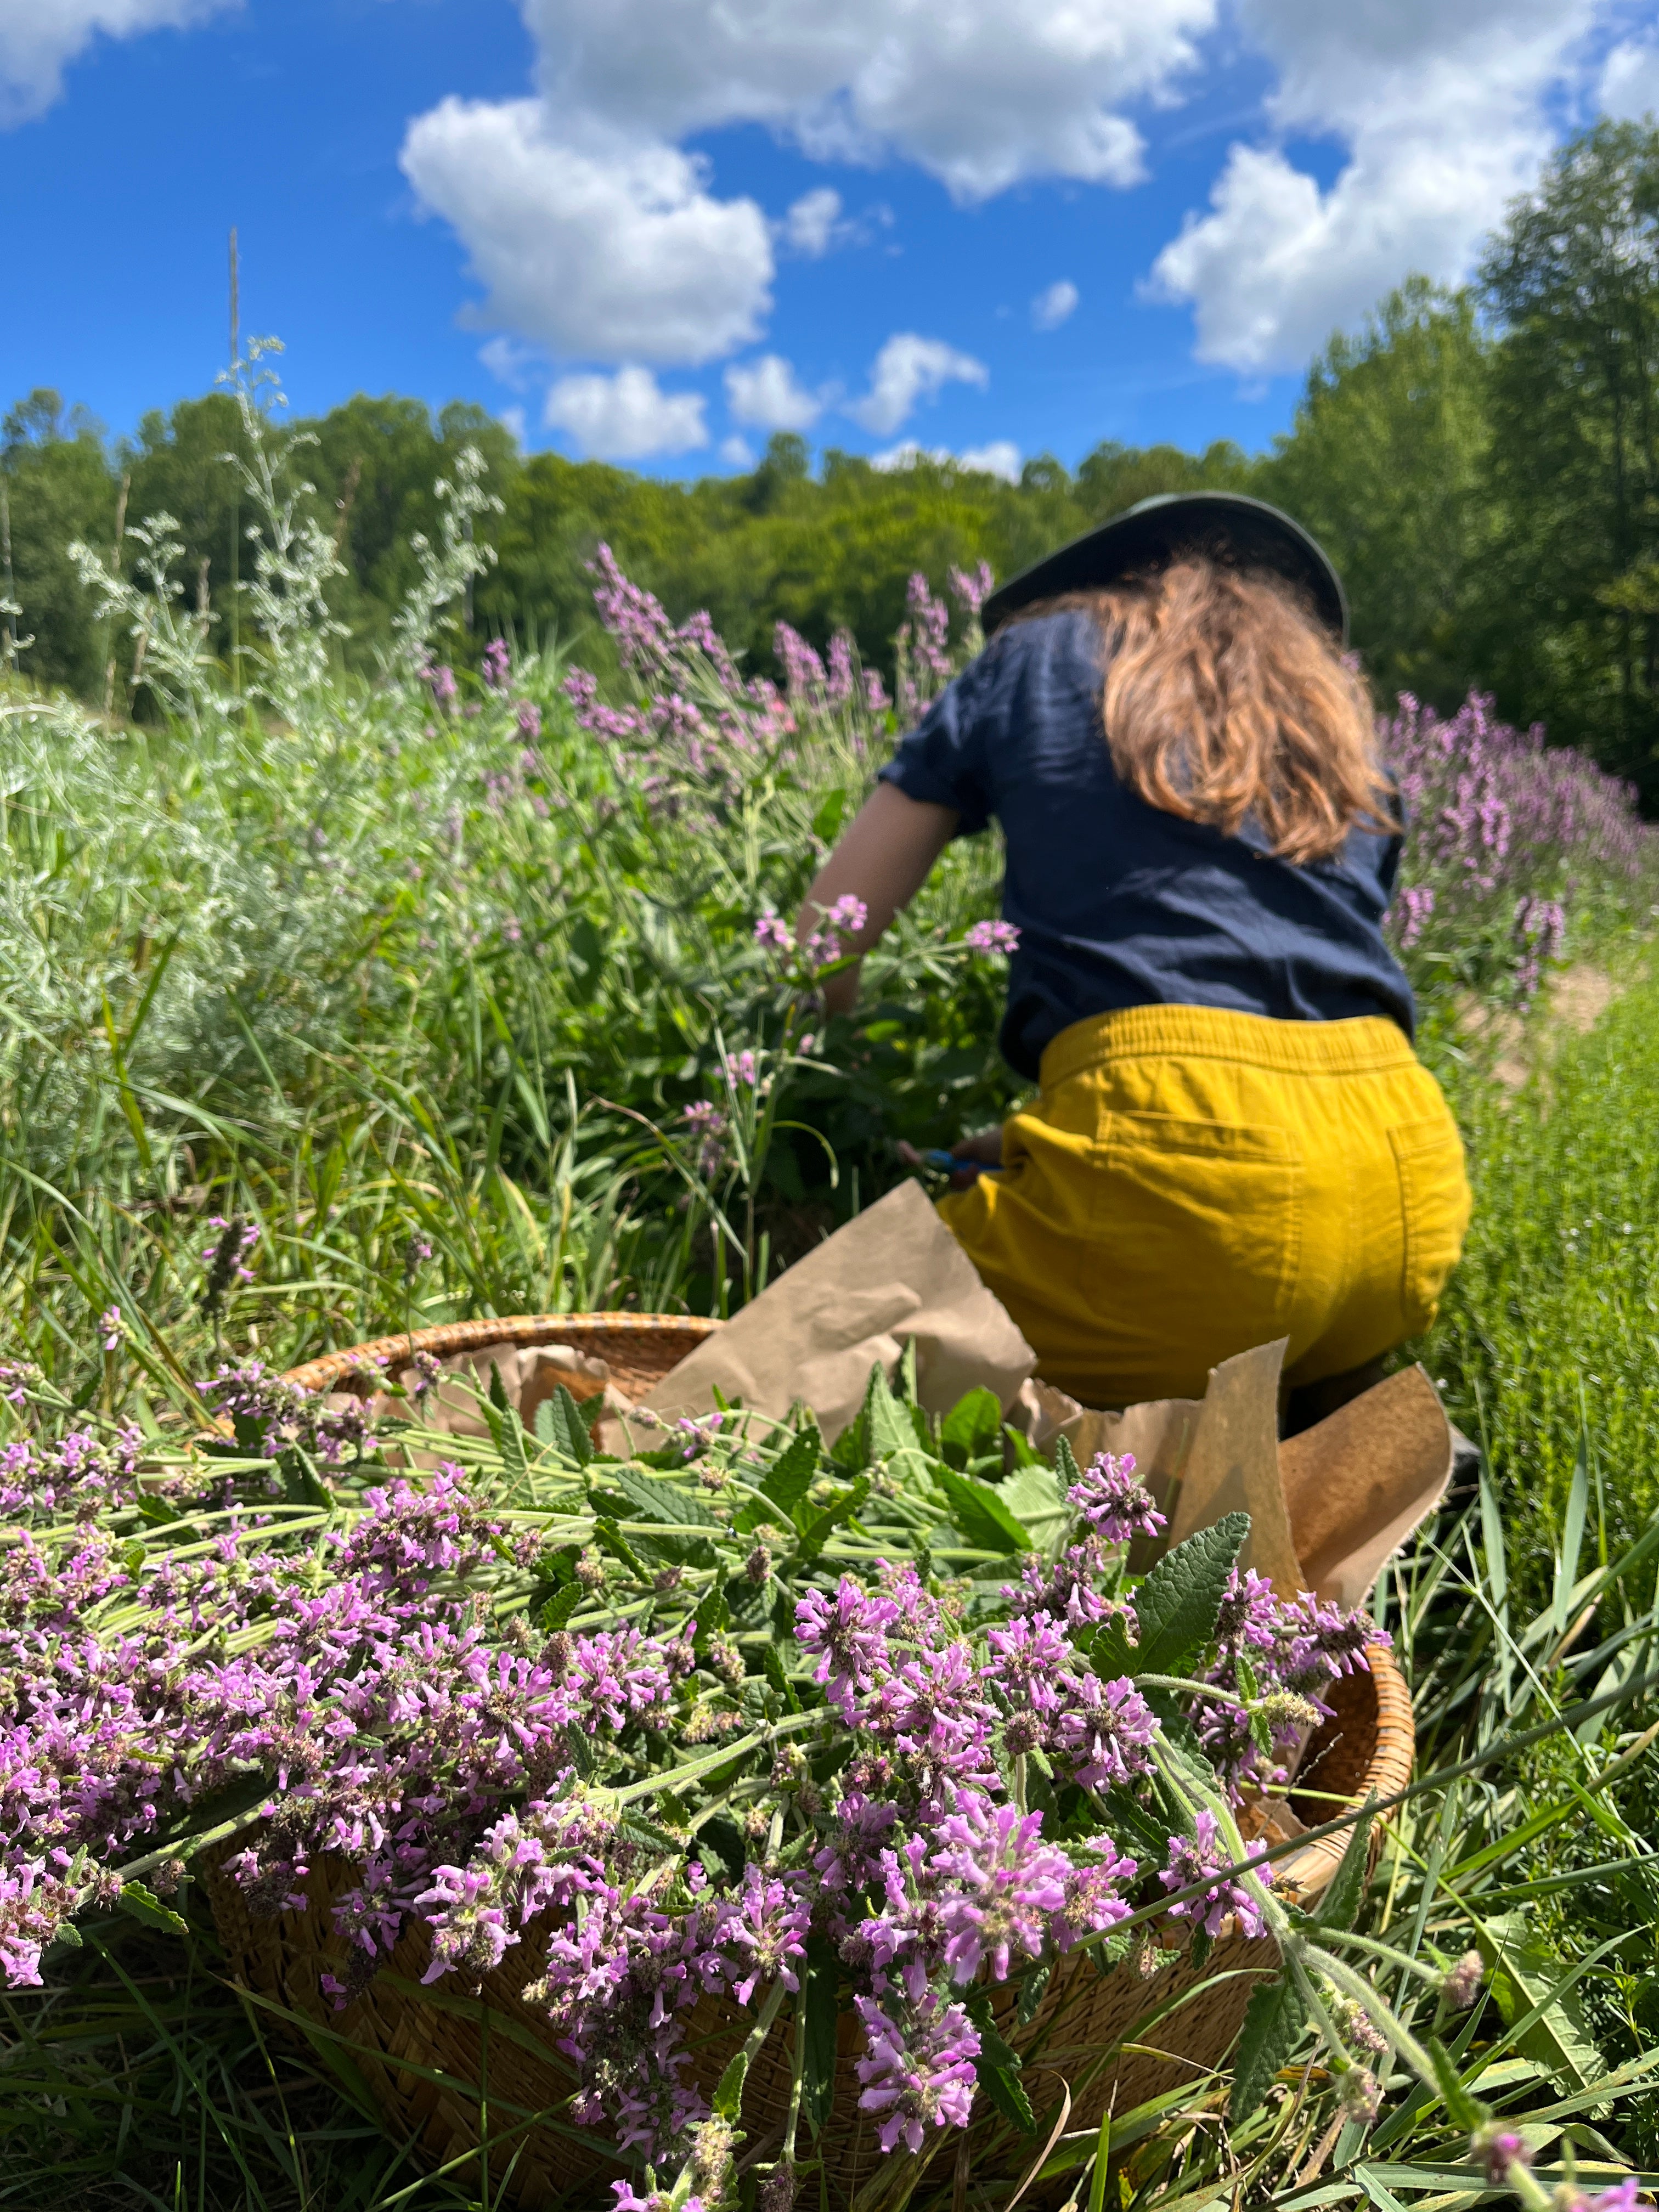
[7,121,1659,796]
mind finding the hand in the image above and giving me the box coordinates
[898,1126,1003,1190]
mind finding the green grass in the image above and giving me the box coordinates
[1428,968,1659,1566]
[8,366,1659,2207]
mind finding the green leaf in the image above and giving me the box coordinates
[1054,1434,1082,1491]
[713,2046,751,2121]
[736,1425,820,1533]
[795,1477,871,1560]
[864,1364,916,1463]
[1317,1797,1376,1931]
[117,1881,188,1937]
[612,1463,721,1528]
[979,2062,1036,2134]
[940,1386,1005,1470]
[594,1516,647,1577]
[1424,2036,1483,2132]
[48,1920,83,1951]
[937,1468,1032,1555]
[761,1642,801,1713]
[802,1936,839,2135]
[998,1462,1070,1556]
[1477,1915,1606,2095]
[539,1383,592,1467]
[1131,1512,1250,1678]
[488,1359,511,1415]
[1018,1960,1052,2025]
[540,1581,583,1631]
[135,1492,183,1526]
[1229,1972,1308,2122]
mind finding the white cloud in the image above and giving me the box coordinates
[783,187,844,255]
[401,97,773,366]
[1,0,233,123]
[720,433,756,467]
[399,0,1215,369]
[543,366,709,458]
[850,333,989,435]
[873,438,1022,482]
[519,0,1215,204]
[1032,279,1080,330]
[1601,37,1659,120]
[724,353,822,431]
[499,405,528,449]
[1150,0,1597,371]
[478,335,538,390]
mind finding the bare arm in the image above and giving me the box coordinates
[797,781,958,1012]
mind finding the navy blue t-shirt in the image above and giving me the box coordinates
[878,609,1414,1082]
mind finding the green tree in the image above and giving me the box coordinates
[1,391,119,696]
[1257,279,1491,707]
[1477,120,1659,791]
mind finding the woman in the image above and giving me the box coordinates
[797,492,1470,1415]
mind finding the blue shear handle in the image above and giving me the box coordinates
[921,1149,984,1179]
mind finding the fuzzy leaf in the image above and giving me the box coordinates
[937,1469,1032,1556]
[736,1425,820,1534]
[1229,1972,1308,2122]
[795,1478,871,1561]
[980,2061,1036,2133]
[612,1463,721,1529]
[539,1581,583,1631]
[1131,1512,1250,1678]
[864,1365,916,1464]
[117,1881,188,1937]
[540,1384,592,1467]
[1477,1915,1606,2095]
[940,1386,1005,1470]
[1425,2035,1483,2131]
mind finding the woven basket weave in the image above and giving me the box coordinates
[204,1313,1414,2211]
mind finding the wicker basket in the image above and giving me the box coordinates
[204,1314,1414,2211]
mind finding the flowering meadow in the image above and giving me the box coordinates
[5,353,1659,2206]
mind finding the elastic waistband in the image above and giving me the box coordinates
[1039,1003,1418,1091]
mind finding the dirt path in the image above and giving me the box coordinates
[1460,960,1628,1091]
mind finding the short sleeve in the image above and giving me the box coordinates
[877,650,999,836]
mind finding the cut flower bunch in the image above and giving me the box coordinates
[2,1350,1502,2207]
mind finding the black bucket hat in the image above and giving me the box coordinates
[981,490,1348,645]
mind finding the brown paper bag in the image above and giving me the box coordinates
[634,1172,1453,1604]
[637,1179,1035,1442]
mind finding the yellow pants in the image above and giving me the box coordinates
[938,1003,1471,1409]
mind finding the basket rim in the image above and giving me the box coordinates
[1276,1640,1412,1896]
[280,1310,723,1397]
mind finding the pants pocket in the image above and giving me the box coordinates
[1096,1110,1304,1338]
[1389,1114,1471,1335]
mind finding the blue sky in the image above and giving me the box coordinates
[3,0,1657,479]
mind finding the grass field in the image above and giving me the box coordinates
[5,383,1659,2209]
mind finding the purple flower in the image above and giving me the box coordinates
[1397,884,1436,949]
[929,1796,1072,1983]
[947,562,995,619]
[753,911,792,955]
[1066,1452,1164,1543]
[422,663,458,709]
[853,1990,980,2154]
[1472,2126,1532,2187]
[482,638,511,691]
[1055,1673,1158,1791]
[1159,1810,1270,1940]
[1442,1949,1483,2009]
[98,1306,122,1353]
[515,698,541,739]
[963,918,1020,956]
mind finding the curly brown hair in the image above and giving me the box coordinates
[1024,557,1391,864]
